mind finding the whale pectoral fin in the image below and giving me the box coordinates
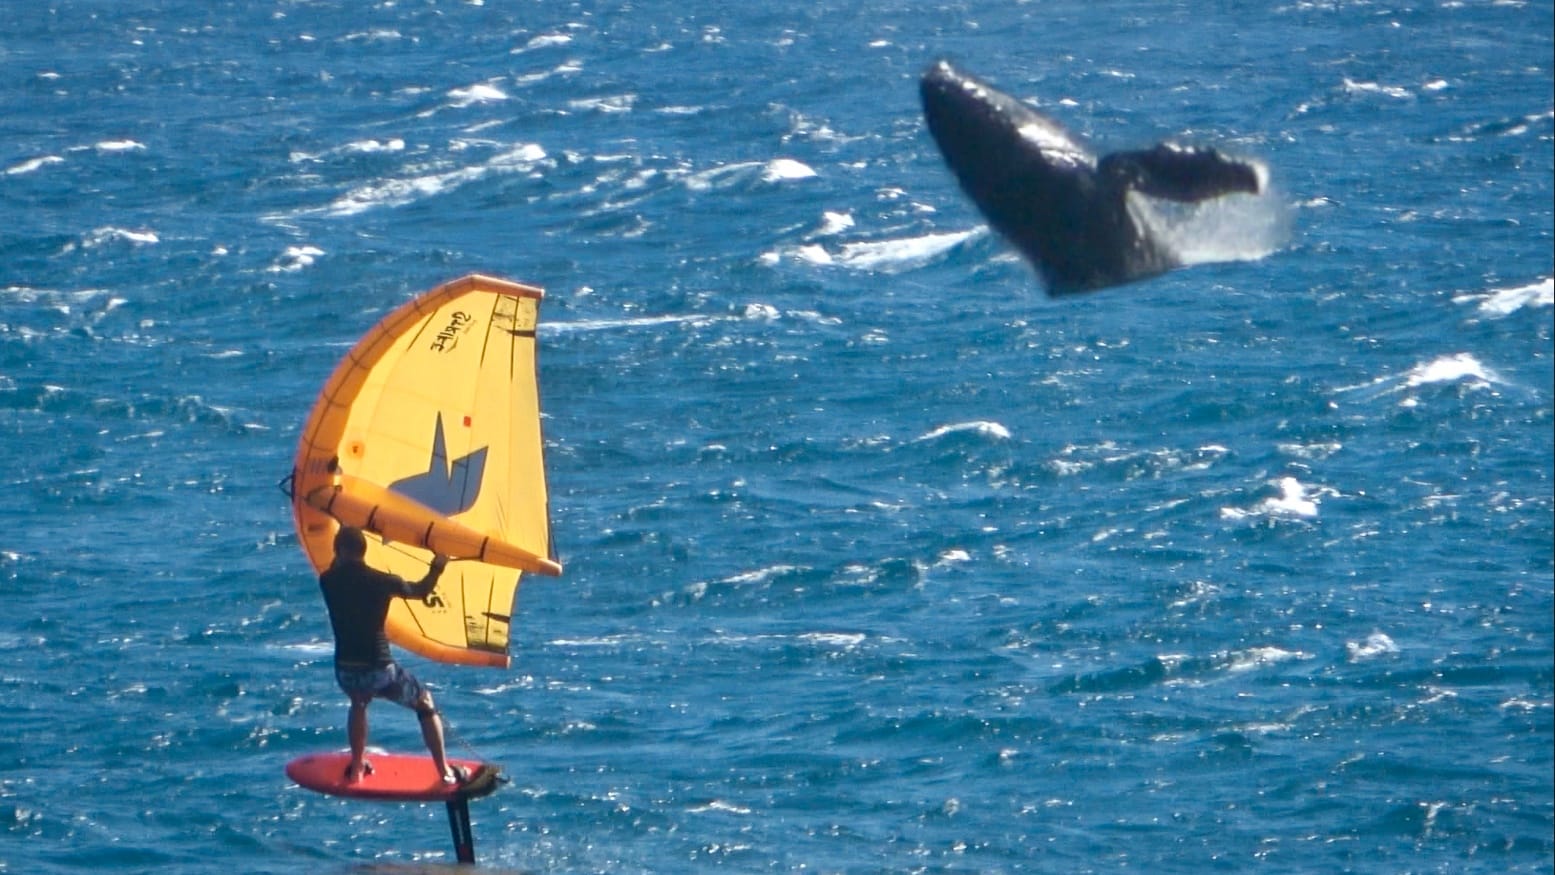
[1104,144,1263,202]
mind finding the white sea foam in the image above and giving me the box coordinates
[569,94,636,113]
[343,29,403,42]
[684,158,815,192]
[1404,352,1500,388]
[1337,352,1508,403]
[937,549,972,566]
[816,210,855,236]
[762,158,817,181]
[543,313,720,334]
[447,81,509,106]
[1278,440,1343,461]
[343,138,405,154]
[769,229,976,272]
[95,139,146,152]
[798,632,866,649]
[521,33,572,50]
[1342,77,1414,99]
[1265,477,1320,516]
[550,634,642,648]
[82,227,159,247]
[743,302,780,321]
[1346,631,1400,661]
[684,161,762,191]
[688,800,752,815]
[312,142,546,217]
[915,421,1012,442]
[1226,646,1312,672]
[1455,277,1553,317]
[721,565,804,586]
[1168,580,1222,610]
[1221,476,1323,520]
[834,231,975,271]
[4,155,64,175]
[773,244,834,266]
[269,245,324,272]
[511,60,581,86]
[472,679,532,696]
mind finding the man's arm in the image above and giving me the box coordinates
[400,554,449,599]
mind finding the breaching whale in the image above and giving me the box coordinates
[920,59,1265,295]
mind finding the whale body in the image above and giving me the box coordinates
[920,60,1264,295]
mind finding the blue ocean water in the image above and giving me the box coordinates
[2,1,1551,872]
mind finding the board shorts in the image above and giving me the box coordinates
[334,662,429,710]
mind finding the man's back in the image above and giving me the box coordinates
[320,560,404,669]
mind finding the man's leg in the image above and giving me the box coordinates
[385,664,462,784]
[346,695,372,782]
[415,690,455,782]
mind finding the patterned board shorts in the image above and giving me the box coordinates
[334,662,429,710]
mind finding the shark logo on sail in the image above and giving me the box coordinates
[389,413,487,516]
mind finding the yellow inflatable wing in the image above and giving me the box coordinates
[290,274,561,668]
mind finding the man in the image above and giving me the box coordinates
[319,525,468,785]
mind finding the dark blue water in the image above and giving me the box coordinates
[3,2,1551,872]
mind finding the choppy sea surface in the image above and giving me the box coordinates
[3,2,1551,873]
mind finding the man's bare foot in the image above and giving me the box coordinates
[344,760,374,783]
[442,764,471,785]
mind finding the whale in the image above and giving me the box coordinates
[920,59,1265,295]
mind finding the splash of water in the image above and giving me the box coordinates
[1129,182,1292,267]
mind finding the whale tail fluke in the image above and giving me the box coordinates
[1102,144,1264,203]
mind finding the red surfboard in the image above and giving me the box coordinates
[286,751,501,802]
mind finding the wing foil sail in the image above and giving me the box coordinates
[289,274,561,668]
[302,477,562,576]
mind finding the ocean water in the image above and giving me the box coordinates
[2,1,1551,873]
